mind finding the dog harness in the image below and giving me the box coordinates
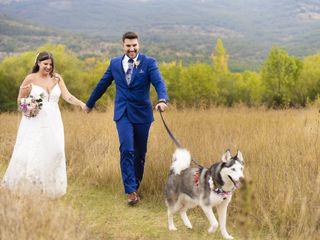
[194,170,200,187]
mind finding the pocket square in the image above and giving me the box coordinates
[139,69,144,74]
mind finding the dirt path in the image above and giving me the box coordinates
[66,183,227,240]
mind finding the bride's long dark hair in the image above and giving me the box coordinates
[32,51,55,77]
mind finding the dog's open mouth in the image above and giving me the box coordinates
[228,175,241,188]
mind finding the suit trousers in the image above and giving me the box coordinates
[116,112,151,193]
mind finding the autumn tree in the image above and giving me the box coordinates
[212,38,229,74]
[261,47,302,108]
[299,54,320,105]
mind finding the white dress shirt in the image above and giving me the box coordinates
[122,54,139,73]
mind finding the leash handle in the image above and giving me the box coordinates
[156,105,164,112]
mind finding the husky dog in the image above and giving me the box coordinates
[165,148,244,240]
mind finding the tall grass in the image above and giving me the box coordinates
[0,107,319,239]
[0,187,90,239]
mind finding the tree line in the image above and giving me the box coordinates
[0,40,319,112]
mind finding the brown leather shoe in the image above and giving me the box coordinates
[127,192,139,206]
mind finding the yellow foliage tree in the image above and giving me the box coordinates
[212,38,229,74]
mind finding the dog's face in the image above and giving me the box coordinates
[220,150,244,188]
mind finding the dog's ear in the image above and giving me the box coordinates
[221,149,231,163]
[236,150,244,163]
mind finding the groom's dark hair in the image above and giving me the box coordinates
[122,32,138,42]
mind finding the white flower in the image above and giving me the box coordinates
[27,102,36,110]
[35,96,41,101]
[133,59,140,68]
[25,97,32,104]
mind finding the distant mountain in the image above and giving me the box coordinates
[1,0,320,70]
[0,15,122,59]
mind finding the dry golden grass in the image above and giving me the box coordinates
[0,187,90,239]
[0,107,319,239]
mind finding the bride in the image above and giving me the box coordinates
[2,51,85,199]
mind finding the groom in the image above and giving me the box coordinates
[84,32,168,205]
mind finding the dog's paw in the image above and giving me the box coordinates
[185,223,192,229]
[208,225,218,233]
[168,226,177,231]
[222,233,234,239]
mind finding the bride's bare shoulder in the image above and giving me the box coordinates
[22,74,35,84]
[24,73,37,82]
[19,73,36,89]
[52,73,62,81]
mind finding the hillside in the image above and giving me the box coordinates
[1,0,320,70]
[0,16,122,60]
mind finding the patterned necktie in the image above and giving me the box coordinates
[126,58,134,85]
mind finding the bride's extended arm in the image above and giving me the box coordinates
[57,74,86,109]
[17,75,32,104]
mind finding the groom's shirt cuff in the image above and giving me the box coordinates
[158,99,168,104]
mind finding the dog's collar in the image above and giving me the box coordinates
[213,188,232,199]
[209,176,233,199]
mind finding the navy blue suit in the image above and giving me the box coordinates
[86,53,168,193]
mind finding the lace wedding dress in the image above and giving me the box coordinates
[2,83,67,199]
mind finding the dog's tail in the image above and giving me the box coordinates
[170,148,191,175]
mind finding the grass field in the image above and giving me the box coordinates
[0,107,319,239]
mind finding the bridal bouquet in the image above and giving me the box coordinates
[19,93,44,118]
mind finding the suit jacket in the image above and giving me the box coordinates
[86,54,169,123]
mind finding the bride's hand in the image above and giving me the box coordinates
[79,101,86,110]
[80,102,91,113]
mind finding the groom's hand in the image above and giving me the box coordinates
[83,105,92,113]
[155,102,167,112]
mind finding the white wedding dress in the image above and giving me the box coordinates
[2,83,67,199]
